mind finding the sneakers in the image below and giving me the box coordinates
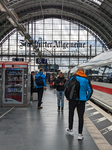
[65,128,74,136]
[77,134,84,140]
[37,106,43,109]
[57,106,60,112]
[61,107,63,112]
[57,107,64,112]
[65,128,84,139]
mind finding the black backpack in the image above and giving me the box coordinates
[35,73,44,86]
[64,75,80,100]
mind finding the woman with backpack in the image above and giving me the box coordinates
[35,68,47,109]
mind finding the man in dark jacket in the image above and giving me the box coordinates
[55,72,66,112]
[66,67,93,140]
[53,75,58,89]
[31,71,35,103]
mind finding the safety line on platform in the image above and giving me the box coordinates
[84,114,112,150]
[88,101,112,122]
[0,107,14,119]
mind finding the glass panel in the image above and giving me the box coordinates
[4,69,23,104]
[45,18,52,24]
[0,18,107,69]
[44,24,52,30]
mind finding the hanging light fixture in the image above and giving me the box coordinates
[9,9,19,21]
[18,31,25,37]
[7,16,18,27]
[0,3,6,12]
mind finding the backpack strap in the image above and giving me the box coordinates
[72,74,80,101]
[69,74,76,81]
[73,74,77,79]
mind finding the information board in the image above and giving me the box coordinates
[12,58,24,61]
[38,65,47,70]
[4,68,23,104]
[49,65,59,72]
[36,58,47,64]
[38,65,59,72]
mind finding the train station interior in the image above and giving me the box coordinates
[0,0,112,150]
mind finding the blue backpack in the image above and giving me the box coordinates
[35,73,44,86]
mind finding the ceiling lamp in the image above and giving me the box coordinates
[25,39,30,44]
[0,3,6,12]
[20,24,26,32]
[9,9,19,21]
[18,31,25,37]
[7,16,18,27]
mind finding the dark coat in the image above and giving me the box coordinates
[55,77,66,91]
[31,74,34,88]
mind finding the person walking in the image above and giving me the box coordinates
[55,72,66,112]
[30,71,35,105]
[35,68,47,109]
[66,67,93,140]
[53,75,57,89]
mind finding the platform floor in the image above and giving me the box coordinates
[0,87,111,150]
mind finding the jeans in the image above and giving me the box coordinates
[57,91,64,107]
[69,100,85,134]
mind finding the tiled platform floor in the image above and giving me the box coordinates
[0,87,99,150]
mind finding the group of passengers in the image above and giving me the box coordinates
[30,67,93,140]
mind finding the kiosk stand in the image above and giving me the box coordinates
[0,62,4,106]
[0,61,31,107]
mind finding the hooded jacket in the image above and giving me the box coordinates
[70,71,93,101]
[35,71,46,88]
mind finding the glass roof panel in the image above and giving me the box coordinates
[4,0,104,7]
[4,0,24,6]
[76,0,104,6]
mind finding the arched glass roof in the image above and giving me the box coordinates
[0,18,108,71]
[83,0,104,6]
[5,0,104,7]
[0,0,112,49]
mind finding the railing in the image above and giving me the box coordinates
[0,53,96,58]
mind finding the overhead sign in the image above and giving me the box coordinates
[12,58,24,61]
[38,65,59,72]
[38,65,48,71]
[36,58,47,64]
[49,65,59,70]
[20,37,86,49]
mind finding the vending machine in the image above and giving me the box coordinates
[2,62,31,106]
[0,62,4,106]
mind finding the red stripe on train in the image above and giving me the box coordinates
[92,84,112,95]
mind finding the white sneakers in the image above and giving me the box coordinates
[66,128,84,140]
[65,128,74,136]
[77,134,84,140]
